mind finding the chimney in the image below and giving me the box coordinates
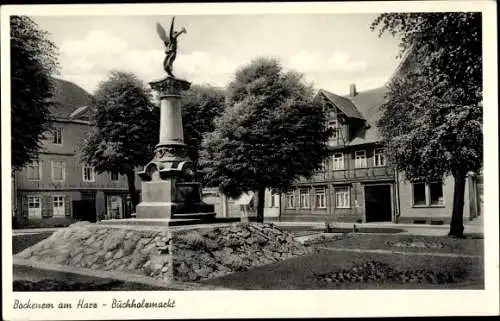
[349,84,357,97]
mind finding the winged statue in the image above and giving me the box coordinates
[156,17,187,77]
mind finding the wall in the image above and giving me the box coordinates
[16,120,141,191]
[18,190,72,218]
[397,173,472,224]
[282,143,395,222]
[281,182,364,223]
[202,188,279,218]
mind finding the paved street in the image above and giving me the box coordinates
[11,216,483,237]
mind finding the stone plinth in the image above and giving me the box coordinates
[136,76,215,222]
[14,222,313,283]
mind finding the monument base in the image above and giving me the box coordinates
[99,217,240,228]
[135,179,216,224]
[14,221,313,284]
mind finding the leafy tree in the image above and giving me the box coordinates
[81,71,158,214]
[11,15,59,169]
[371,13,482,238]
[180,85,225,180]
[199,57,332,222]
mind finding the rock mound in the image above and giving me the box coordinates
[15,222,312,282]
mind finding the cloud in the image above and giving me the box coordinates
[59,30,241,93]
[58,31,379,96]
[287,50,367,73]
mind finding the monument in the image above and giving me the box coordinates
[135,17,216,225]
[13,18,312,287]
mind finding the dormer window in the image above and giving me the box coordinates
[52,128,63,145]
[328,119,339,139]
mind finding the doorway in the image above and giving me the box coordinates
[364,184,392,222]
[72,200,96,222]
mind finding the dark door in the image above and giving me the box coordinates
[72,200,96,222]
[364,185,392,222]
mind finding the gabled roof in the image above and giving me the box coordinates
[343,86,389,146]
[317,89,366,120]
[315,86,389,147]
[50,78,94,118]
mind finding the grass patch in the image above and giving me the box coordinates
[13,279,170,291]
[201,249,483,290]
[13,265,171,291]
[318,234,483,256]
[13,217,78,229]
[12,232,54,254]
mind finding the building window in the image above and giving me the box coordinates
[299,188,310,208]
[335,186,350,208]
[52,128,63,145]
[374,148,386,167]
[27,196,42,218]
[328,119,338,139]
[429,183,444,206]
[355,150,367,168]
[270,193,280,208]
[412,182,444,207]
[320,159,330,171]
[27,160,41,181]
[412,183,427,206]
[51,160,66,182]
[53,195,65,217]
[333,153,344,170]
[314,186,327,209]
[111,172,119,181]
[286,190,295,209]
[82,165,95,182]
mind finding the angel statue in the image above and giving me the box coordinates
[156,17,187,77]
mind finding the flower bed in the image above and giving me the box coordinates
[312,260,466,285]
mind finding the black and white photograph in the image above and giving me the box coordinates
[2,1,498,319]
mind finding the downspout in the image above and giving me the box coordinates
[394,167,401,223]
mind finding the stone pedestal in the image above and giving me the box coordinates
[136,76,215,224]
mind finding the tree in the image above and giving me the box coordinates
[199,57,332,222]
[11,15,59,169]
[371,13,482,238]
[81,71,158,214]
[180,85,225,181]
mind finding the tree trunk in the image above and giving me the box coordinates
[449,172,466,238]
[126,170,139,217]
[256,187,266,223]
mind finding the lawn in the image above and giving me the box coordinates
[12,232,54,254]
[13,265,172,291]
[201,233,483,290]
[317,233,483,256]
[201,248,483,290]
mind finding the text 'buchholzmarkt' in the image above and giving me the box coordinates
[111,298,176,309]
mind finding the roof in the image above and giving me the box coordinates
[50,78,94,118]
[234,192,254,205]
[315,86,389,147]
[68,105,90,118]
[317,89,366,120]
[343,86,389,146]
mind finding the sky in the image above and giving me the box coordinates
[32,14,402,96]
